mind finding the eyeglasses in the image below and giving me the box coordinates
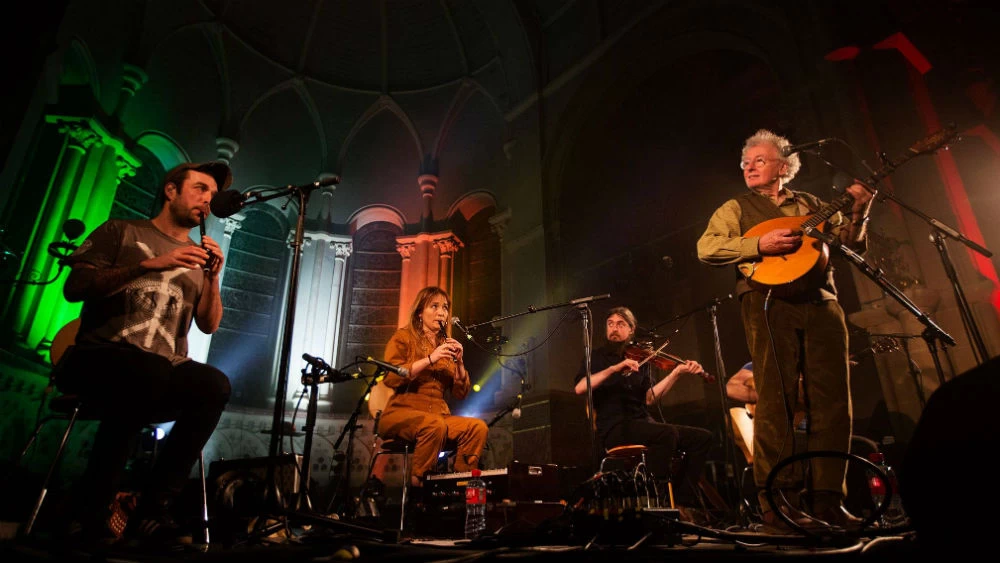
[739,156,781,170]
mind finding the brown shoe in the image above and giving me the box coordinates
[758,506,811,534]
[814,504,863,530]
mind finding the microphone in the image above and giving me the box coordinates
[209,189,245,218]
[209,176,343,219]
[452,317,472,340]
[62,219,86,240]
[303,353,335,373]
[366,357,410,378]
[302,353,350,383]
[781,138,832,156]
[570,293,611,305]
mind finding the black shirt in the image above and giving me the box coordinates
[575,342,654,441]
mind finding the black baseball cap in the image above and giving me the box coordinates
[163,161,233,191]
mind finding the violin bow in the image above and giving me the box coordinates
[634,339,672,370]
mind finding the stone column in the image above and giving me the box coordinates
[8,124,92,344]
[320,239,353,401]
[433,235,464,296]
[418,173,437,232]
[7,118,138,353]
[396,242,416,328]
[287,233,353,404]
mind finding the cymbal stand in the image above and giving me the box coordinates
[463,293,611,470]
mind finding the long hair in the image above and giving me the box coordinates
[606,306,637,340]
[742,128,802,184]
[406,286,452,344]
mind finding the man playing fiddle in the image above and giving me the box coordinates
[574,306,713,515]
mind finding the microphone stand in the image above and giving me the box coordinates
[928,228,991,365]
[463,293,610,470]
[648,294,734,333]
[651,294,744,525]
[233,180,351,543]
[865,177,991,365]
[486,376,525,428]
[486,398,517,428]
[294,358,366,513]
[802,128,989,367]
[278,359,387,542]
[320,363,381,518]
[806,227,955,387]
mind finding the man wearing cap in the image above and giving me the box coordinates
[56,161,233,547]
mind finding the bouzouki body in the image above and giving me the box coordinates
[738,215,831,292]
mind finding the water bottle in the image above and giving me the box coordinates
[464,469,487,539]
[867,452,906,527]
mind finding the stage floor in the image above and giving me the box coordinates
[2,509,922,563]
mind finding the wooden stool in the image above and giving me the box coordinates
[600,444,660,508]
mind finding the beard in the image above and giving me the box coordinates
[608,338,629,355]
[172,203,201,229]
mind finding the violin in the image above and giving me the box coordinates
[623,342,715,382]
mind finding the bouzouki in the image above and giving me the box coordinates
[737,126,958,291]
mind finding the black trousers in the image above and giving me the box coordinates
[604,418,713,506]
[55,343,231,517]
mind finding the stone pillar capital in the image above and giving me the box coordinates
[223,214,245,238]
[432,234,464,257]
[488,208,512,240]
[332,241,353,259]
[397,242,417,259]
